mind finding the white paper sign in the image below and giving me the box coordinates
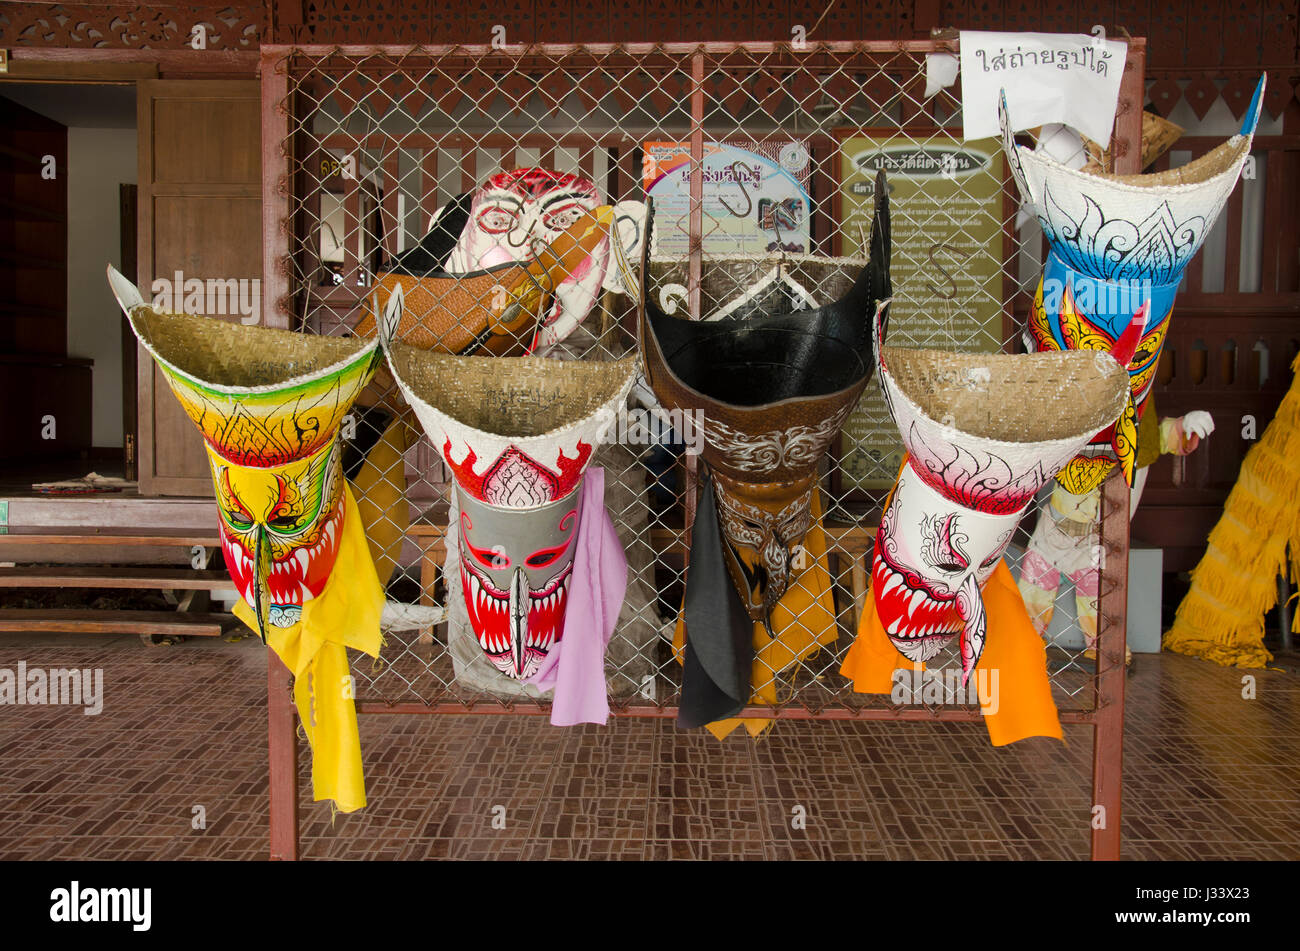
[959,31,1127,147]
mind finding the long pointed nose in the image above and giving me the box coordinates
[252,525,271,645]
[508,567,531,677]
[955,572,988,686]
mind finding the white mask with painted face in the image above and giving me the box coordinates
[871,309,1130,682]
[447,167,617,351]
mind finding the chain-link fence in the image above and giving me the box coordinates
[260,41,1140,729]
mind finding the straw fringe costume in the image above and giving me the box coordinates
[1165,353,1300,668]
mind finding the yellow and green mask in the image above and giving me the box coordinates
[106,265,381,641]
[208,438,344,633]
[109,265,390,812]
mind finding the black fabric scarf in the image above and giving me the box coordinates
[678,473,755,728]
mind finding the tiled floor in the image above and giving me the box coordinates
[0,633,1296,860]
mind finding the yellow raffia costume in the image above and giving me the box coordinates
[1164,353,1300,668]
[108,266,385,812]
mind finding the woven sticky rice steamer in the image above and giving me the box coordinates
[1079,111,1186,174]
[106,266,380,469]
[106,265,382,641]
[354,199,619,355]
[871,306,1130,683]
[1001,76,1264,284]
[378,285,636,679]
[646,255,869,322]
[1028,111,1185,174]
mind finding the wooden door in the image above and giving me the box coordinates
[136,79,260,496]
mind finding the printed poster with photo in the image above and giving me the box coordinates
[641,139,813,257]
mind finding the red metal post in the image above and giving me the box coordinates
[260,50,292,329]
[1112,42,1146,178]
[1092,468,1130,861]
[684,50,706,542]
[267,651,300,860]
[688,50,704,320]
[1088,42,1144,862]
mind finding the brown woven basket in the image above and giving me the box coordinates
[882,346,1130,443]
[131,307,370,388]
[387,345,637,438]
[1080,111,1191,176]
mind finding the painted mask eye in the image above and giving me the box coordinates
[922,513,970,574]
[476,207,517,235]
[541,202,584,232]
[468,540,509,569]
[525,542,568,569]
[461,513,509,568]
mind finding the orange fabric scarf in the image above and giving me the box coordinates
[841,560,1062,746]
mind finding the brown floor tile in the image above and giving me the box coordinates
[0,637,1295,860]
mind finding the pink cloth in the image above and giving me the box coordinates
[524,468,627,726]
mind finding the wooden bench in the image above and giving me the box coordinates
[0,527,235,641]
[0,566,230,589]
[0,526,221,547]
[0,609,235,638]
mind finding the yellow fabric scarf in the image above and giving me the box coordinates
[674,491,839,739]
[351,416,414,585]
[234,481,384,812]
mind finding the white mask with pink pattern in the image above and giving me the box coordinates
[870,307,1130,684]
[447,167,610,352]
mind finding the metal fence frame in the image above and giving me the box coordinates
[259,38,1146,861]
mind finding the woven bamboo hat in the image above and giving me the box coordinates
[876,309,1130,516]
[378,285,635,509]
[1000,75,1265,284]
[107,265,380,468]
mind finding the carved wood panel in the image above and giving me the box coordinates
[2,2,262,48]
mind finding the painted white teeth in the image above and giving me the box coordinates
[909,589,927,614]
[300,582,312,602]
[295,549,310,575]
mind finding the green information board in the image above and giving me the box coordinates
[835,131,1007,493]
